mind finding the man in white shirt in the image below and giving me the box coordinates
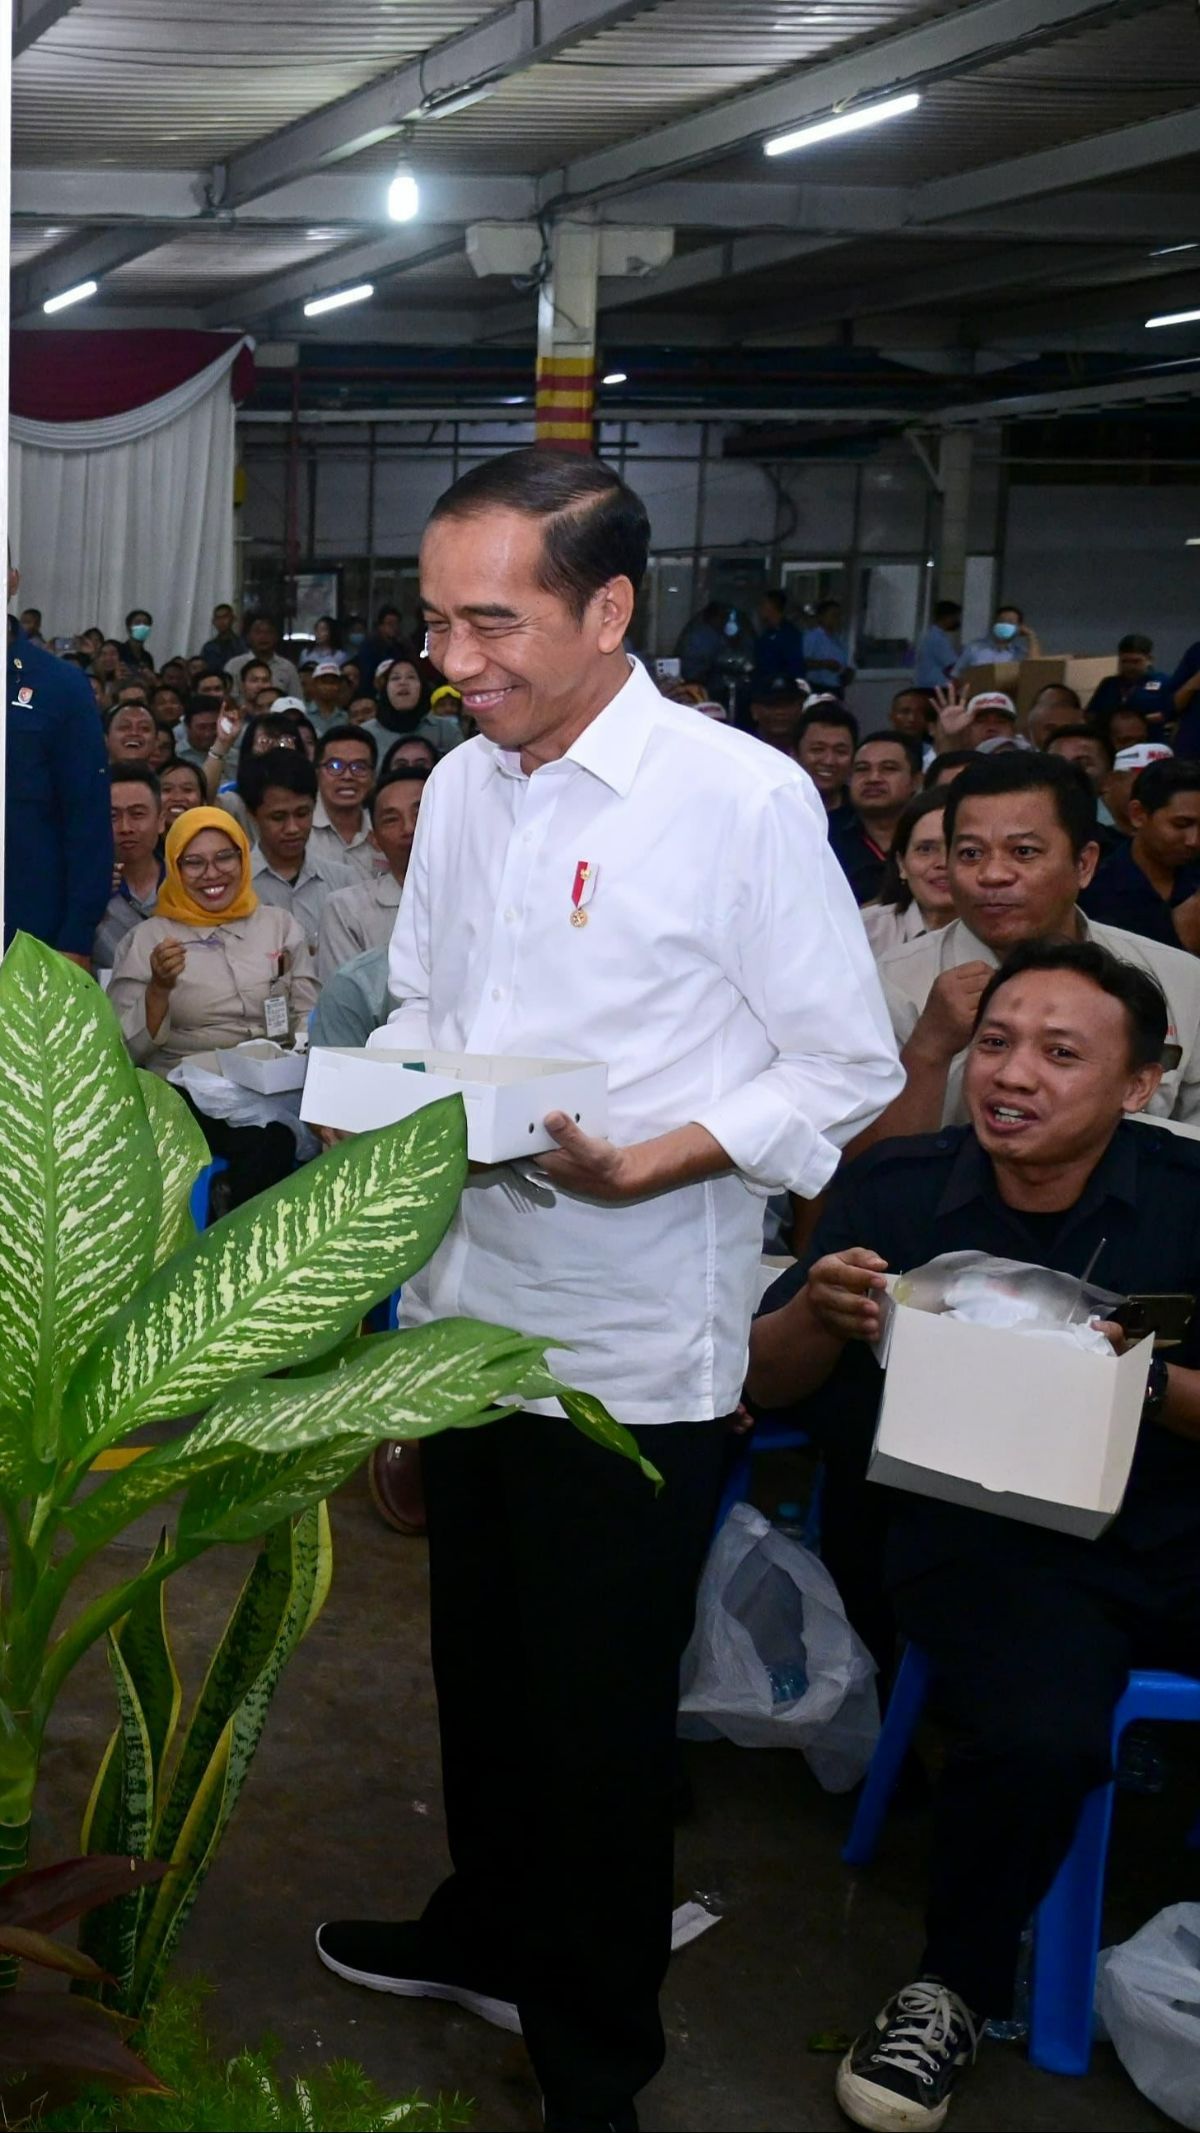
[315,449,902,2132]
[317,766,425,981]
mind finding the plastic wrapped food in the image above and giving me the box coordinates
[893,1251,1125,1352]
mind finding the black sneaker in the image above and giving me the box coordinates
[315,1918,521,2034]
[836,1979,978,2131]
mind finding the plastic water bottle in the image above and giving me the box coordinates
[768,1663,808,1704]
[985,1923,1033,2042]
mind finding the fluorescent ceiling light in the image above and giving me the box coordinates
[1187,537,1200,547]
[1146,307,1200,328]
[387,166,420,223]
[1150,242,1199,258]
[43,278,98,314]
[420,81,499,119]
[602,370,628,385]
[764,90,920,159]
[304,283,374,318]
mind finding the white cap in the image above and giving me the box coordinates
[312,658,341,678]
[967,689,1017,717]
[1114,741,1173,772]
[271,695,308,717]
[975,732,1032,754]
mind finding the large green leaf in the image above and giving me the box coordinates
[136,1072,209,1270]
[62,1441,235,1561]
[0,935,160,1472]
[132,1509,327,2014]
[177,1438,378,1547]
[65,1097,467,1458]
[508,1364,663,1489]
[183,1318,549,1464]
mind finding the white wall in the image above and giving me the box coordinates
[1003,481,1200,671]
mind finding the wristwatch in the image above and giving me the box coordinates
[1142,1353,1169,1420]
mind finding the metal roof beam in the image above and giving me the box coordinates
[202,228,464,328]
[214,0,655,210]
[11,224,167,320]
[916,105,1200,221]
[537,0,1139,205]
[13,0,84,57]
[744,243,1128,342]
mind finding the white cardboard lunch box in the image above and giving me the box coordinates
[300,1045,608,1162]
[217,1040,308,1095]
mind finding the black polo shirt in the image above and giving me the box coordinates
[1080,838,1200,949]
[831,814,888,904]
[761,1120,1200,1562]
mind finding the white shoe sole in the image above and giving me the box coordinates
[315,1933,523,2035]
[835,2053,950,2133]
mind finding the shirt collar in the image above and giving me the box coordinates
[489,658,657,797]
[313,796,369,846]
[936,1120,1141,1222]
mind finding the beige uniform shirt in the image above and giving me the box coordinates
[308,797,379,884]
[881,911,1200,1124]
[110,904,319,1076]
[860,899,928,962]
[252,846,355,956]
[317,871,402,983]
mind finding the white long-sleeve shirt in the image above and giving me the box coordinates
[386,659,902,1424]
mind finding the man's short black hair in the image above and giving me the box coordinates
[1032,683,1082,712]
[369,765,428,823]
[1131,759,1200,815]
[995,600,1023,621]
[21,607,41,625]
[751,676,806,708]
[943,751,1098,857]
[125,608,152,630]
[185,694,220,726]
[375,603,401,626]
[1118,632,1153,656]
[856,728,923,779]
[974,939,1168,1073]
[107,761,160,801]
[242,748,318,814]
[933,599,962,623]
[797,701,858,747]
[892,685,933,717]
[429,445,650,622]
[924,747,976,788]
[762,587,787,611]
[316,722,378,769]
[1046,722,1116,769]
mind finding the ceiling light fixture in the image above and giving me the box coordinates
[387,163,420,222]
[1150,242,1199,258]
[1187,537,1200,547]
[1146,306,1200,328]
[43,278,98,314]
[304,282,375,318]
[602,370,628,385]
[764,90,920,159]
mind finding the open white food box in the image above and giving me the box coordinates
[300,1042,608,1162]
[868,1277,1153,1538]
[216,1040,308,1095]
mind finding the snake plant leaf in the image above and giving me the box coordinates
[153,1512,324,1867]
[177,1438,378,1547]
[136,1072,208,1270]
[132,1509,326,2014]
[184,1318,550,1464]
[76,1632,155,2006]
[507,1364,664,1489]
[66,1096,467,1458]
[0,934,160,1472]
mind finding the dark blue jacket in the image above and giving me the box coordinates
[6,631,113,955]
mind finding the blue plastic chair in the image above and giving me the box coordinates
[715,1414,810,1530]
[188,1157,228,1230]
[843,1645,1200,2074]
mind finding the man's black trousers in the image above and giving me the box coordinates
[419,1409,726,2116]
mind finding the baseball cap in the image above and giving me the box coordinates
[271,696,309,718]
[312,658,342,678]
[1114,741,1173,773]
[967,690,1017,718]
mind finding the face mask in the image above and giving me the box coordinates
[723,611,739,639]
[992,620,1018,642]
[347,630,365,650]
[130,623,152,644]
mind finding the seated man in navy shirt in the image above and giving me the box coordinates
[748,939,1200,2133]
[1087,633,1171,730]
[751,587,807,694]
[832,730,922,904]
[1082,758,1200,952]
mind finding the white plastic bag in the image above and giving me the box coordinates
[678,1503,879,1792]
[1095,1903,1200,2129]
[167,1059,319,1160]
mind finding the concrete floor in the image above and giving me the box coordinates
[38,1464,1187,2133]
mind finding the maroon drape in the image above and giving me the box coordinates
[10,330,254,422]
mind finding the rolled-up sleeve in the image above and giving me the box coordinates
[690,777,904,1196]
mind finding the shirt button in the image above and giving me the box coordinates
[504,907,517,923]
[522,832,533,845]
[491,986,503,1001]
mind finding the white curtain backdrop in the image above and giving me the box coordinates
[8,339,250,657]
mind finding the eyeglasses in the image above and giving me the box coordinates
[322,757,373,780]
[179,850,242,880]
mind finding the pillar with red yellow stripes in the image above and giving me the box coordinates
[536,223,599,454]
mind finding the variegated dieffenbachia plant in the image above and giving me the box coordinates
[0,933,655,2011]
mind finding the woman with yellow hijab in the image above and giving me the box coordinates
[110,810,319,1207]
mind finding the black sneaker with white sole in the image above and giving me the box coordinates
[315,1919,521,2035]
[836,1979,979,2132]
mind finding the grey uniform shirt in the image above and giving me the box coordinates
[225,649,304,702]
[93,878,161,970]
[252,846,356,955]
[308,798,380,884]
[881,911,1200,1123]
[317,870,402,982]
[110,904,319,1075]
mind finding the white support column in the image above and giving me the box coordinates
[536,223,599,452]
[936,430,974,608]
